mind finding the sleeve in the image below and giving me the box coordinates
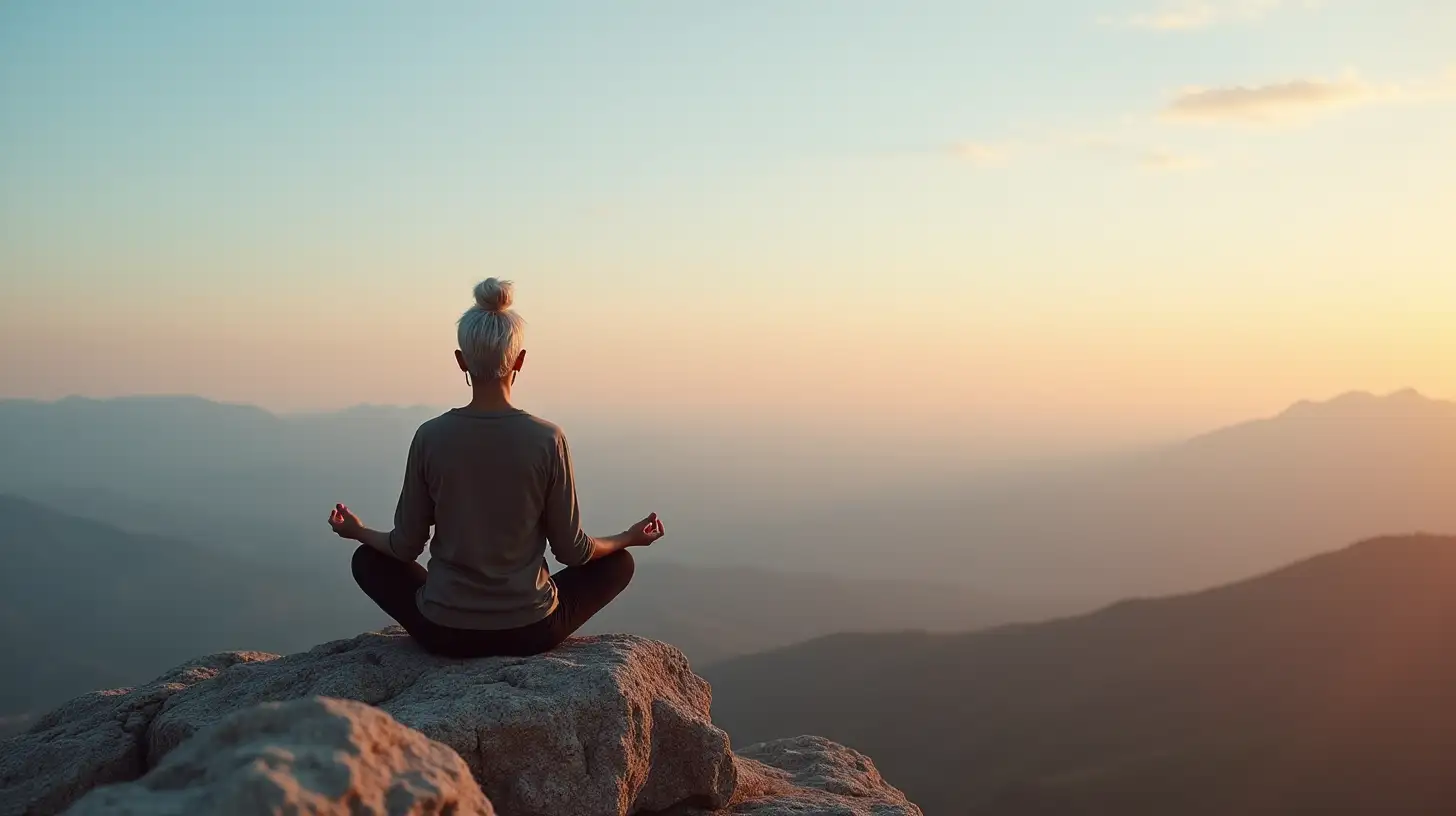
[543,433,594,567]
[388,429,434,561]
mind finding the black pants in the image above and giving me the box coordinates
[351,545,635,659]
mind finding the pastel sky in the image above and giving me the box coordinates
[2,0,1453,451]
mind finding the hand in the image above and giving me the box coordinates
[625,513,666,548]
[328,503,364,541]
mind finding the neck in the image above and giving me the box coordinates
[465,377,514,412]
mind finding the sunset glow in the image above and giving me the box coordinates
[2,1,1453,449]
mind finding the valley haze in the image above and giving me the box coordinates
[2,388,1452,601]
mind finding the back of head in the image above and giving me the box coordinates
[458,278,526,379]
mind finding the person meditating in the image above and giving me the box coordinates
[327,278,664,658]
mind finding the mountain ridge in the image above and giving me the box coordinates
[705,532,1456,815]
[6,386,1456,607]
[0,493,1012,717]
[7,387,1450,429]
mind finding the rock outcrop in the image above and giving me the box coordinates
[67,698,494,816]
[0,652,276,816]
[0,629,920,816]
[147,631,735,816]
[728,736,920,815]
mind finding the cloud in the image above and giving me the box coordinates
[946,134,1203,173]
[1138,148,1206,171]
[1117,0,1318,31]
[1162,76,1401,124]
[951,141,1013,168]
[1080,138,1206,171]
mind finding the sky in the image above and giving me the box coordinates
[2,0,1453,453]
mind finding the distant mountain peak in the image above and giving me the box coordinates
[1278,388,1450,420]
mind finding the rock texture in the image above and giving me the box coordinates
[0,629,919,816]
[67,698,493,816]
[0,651,275,816]
[727,736,921,815]
[146,630,734,816]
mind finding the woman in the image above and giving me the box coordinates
[328,278,664,658]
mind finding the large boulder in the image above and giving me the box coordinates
[67,698,494,815]
[0,652,276,816]
[726,736,922,816]
[1,630,921,816]
[146,630,735,816]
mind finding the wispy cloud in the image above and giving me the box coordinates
[1160,73,1444,124]
[1115,0,1319,31]
[947,134,1203,173]
[1080,138,1206,171]
[951,141,1014,168]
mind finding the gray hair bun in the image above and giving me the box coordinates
[473,278,515,313]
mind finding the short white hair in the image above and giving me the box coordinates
[457,278,526,379]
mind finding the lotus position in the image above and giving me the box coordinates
[328,278,663,658]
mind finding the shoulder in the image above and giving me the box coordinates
[512,412,569,448]
[505,413,574,467]
[413,411,459,441]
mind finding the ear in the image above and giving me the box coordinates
[513,349,527,373]
[454,350,469,373]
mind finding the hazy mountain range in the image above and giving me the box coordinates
[705,534,1456,815]
[0,494,374,715]
[4,389,1455,612]
[745,387,1456,601]
[0,495,1003,717]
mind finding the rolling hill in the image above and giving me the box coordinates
[577,561,1016,666]
[0,493,1009,718]
[705,534,1456,815]
[0,494,381,715]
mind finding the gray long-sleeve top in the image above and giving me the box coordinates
[389,407,594,630]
